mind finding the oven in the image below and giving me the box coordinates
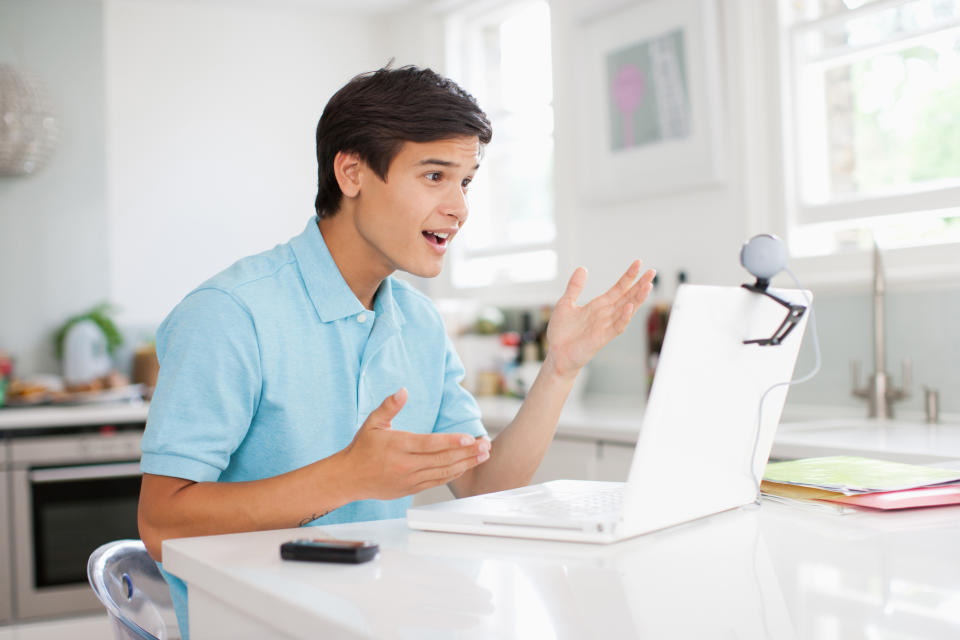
[9,424,144,620]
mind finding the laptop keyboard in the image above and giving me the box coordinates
[509,487,624,518]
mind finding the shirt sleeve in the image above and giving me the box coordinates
[431,332,488,439]
[140,287,262,481]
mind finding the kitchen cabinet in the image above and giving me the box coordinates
[412,434,638,507]
[0,403,149,622]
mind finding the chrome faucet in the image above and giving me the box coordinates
[851,243,910,418]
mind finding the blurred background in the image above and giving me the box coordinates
[2,1,960,633]
[1,0,958,415]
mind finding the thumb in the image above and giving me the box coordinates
[363,388,407,429]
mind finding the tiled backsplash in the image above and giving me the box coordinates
[585,285,960,416]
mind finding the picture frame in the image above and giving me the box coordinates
[575,0,724,203]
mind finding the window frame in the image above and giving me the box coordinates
[430,0,565,305]
[777,0,960,288]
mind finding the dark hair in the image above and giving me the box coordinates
[314,65,493,218]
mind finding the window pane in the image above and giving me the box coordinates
[796,0,960,203]
[798,0,960,59]
[793,0,891,23]
[463,133,555,252]
[500,2,553,112]
[447,0,557,288]
[451,250,558,288]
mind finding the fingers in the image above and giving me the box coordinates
[625,268,657,306]
[414,447,491,489]
[559,267,588,305]
[598,260,642,304]
[362,388,407,430]
[613,302,635,334]
[417,437,491,468]
[400,431,484,454]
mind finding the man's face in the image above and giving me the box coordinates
[352,136,480,278]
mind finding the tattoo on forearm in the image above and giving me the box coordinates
[298,511,331,526]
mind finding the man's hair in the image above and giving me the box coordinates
[314,65,493,218]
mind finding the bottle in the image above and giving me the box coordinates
[518,312,540,366]
[646,270,687,395]
[511,312,541,397]
[536,305,552,361]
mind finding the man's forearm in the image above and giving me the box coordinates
[139,453,354,561]
[455,355,578,497]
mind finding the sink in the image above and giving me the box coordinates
[773,418,960,464]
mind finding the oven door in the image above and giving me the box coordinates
[12,460,142,619]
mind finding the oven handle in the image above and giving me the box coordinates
[29,461,142,483]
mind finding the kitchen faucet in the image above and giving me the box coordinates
[851,243,910,418]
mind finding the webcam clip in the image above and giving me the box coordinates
[742,278,806,346]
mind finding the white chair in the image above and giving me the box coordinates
[87,539,180,640]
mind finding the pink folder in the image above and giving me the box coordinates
[822,483,960,510]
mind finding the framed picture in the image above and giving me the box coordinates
[576,0,724,202]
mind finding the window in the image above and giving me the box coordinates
[443,0,557,289]
[782,0,960,256]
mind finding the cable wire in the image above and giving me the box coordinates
[747,268,822,506]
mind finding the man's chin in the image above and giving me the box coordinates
[403,262,444,279]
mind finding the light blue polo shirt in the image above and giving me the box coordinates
[141,216,487,638]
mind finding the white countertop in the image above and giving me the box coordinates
[2,396,956,465]
[477,396,642,442]
[479,396,960,462]
[772,417,960,463]
[164,501,960,639]
[0,400,150,430]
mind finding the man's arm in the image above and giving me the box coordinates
[450,261,655,497]
[139,389,489,561]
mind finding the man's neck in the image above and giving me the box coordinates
[316,215,389,311]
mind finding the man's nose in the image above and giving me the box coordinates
[440,186,469,225]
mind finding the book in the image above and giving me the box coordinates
[763,456,960,495]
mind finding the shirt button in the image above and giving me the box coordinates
[357,313,366,323]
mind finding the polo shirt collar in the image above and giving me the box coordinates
[291,217,405,328]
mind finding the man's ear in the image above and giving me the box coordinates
[333,151,362,199]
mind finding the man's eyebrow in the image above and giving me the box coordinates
[418,158,481,170]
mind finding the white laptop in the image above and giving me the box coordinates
[406,284,812,544]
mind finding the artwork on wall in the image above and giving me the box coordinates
[577,0,724,202]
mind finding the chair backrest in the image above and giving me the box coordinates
[87,539,180,640]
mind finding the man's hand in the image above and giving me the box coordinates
[546,261,656,378]
[339,388,491,500]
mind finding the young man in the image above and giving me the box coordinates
[138,65,655,637]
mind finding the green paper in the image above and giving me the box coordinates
[763,456,960,495]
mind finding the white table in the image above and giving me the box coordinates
[163,501,960,639]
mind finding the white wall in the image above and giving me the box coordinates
[0,0,391,375]
[0,0,110,376]
[541,0,781,399]
[105,0,388,325]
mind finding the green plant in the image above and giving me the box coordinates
[54,302,124,360]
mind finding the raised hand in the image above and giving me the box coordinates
[545,260,656,378]
[339,388,491,500]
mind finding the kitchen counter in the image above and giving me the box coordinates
[773,417,960,463]
[0,401,149,431]
[479,396,960,462]
[164,499,960,639]
[476,396,642,443]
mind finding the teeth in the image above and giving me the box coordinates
[433,232,449,239]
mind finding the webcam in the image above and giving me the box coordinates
[740,234,787,288]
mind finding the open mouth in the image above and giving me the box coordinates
[422,231,451,247]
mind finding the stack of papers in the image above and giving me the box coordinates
[762,456,960,512]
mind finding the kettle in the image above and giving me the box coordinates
[62,320,112,385]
